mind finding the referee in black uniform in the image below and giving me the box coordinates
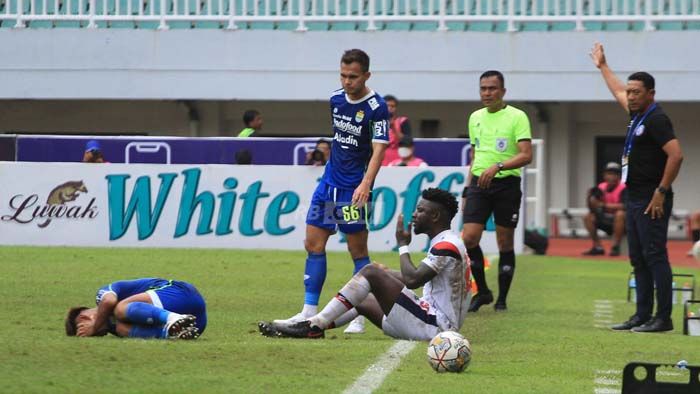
[591,43,683,333]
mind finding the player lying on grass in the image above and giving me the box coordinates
[259,188,471,341]
[65,278,207,340]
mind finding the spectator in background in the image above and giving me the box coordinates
[387,138,427,167]
[583,162,626,256]
[381,95,411,166]
[305,139,331,166]
[688,210,700,256]
[235,149,253,164]
[238,110,263,137]
[83,140,107,163]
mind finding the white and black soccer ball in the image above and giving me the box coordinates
[692,240,700,261]
[426,331,471,373]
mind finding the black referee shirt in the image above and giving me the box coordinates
[626,105,676,200]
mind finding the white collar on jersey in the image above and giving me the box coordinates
[429,229,453,247]
[345,89,375,104]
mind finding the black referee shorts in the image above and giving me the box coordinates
[462,175,522,228]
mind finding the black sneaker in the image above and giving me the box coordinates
[276,320,325,339]
[609,245,621,256]
[468,290,494,312]
[611,315,647,331]
[494,302,507,312]
[582,246,605,256]
[631,317,674,333]
[258,321,283,338]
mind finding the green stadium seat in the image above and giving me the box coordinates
[604,21,629,30]
[138,0,170,28]
[411,21,437,29]
[248,0,278,29]
[1,0,31,27]
[28,0,58,28]
[54,0,89,27]
[196,0,225,28]
[466,21,493,31]
[110,0,140,28]
[168,0,195,29]
[445,21,466,30]
[89,0,110,28]
[550,21,575,30]
[521,21,549,30]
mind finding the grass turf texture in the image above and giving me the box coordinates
[0,246,698,393]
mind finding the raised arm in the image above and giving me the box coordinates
[395,213,437,289]
[590,42,629,112]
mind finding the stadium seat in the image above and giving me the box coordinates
[56,0,90,27]
[137,0,169,28]
[195,0,225,28]
[27,0,58,28]
[1,0,31,27]
[168,0,198,29]
[109,0,140,28]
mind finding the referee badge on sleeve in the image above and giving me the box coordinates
[496,138,508,152]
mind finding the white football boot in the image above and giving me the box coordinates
[343,316,365,334]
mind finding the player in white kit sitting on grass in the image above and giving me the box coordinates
[260,188,471,341]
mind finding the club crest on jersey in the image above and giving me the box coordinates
[496,138,508,152]
[355,110,365,123]
[635,124,645,136]
[333,107,338,114]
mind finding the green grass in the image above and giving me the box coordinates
[0,246,698,393]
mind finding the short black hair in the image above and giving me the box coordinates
[628,72,655,90]
[243,110,260,127]
[421,188,459,222]
[480,70,505,88]
[384,94,398,104]
[316,138,331,148]
[398,137,414,147]
[65,306,88,336]
[341,49,370,73]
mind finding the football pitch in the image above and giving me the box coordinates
[1,246,698,393]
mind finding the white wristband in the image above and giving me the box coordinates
[398,246,410,256]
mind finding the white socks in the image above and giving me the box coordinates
[311,275,371,329]
[301,304,318,318]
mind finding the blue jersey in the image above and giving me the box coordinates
[96,278,171,305]
[322,89,390,189]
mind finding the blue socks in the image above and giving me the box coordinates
[302,253,371,306]
[353,256,370,275]
[128,325,166,339]
[125,302,170,326]
[304,252,327,306]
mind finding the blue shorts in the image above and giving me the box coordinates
[305,180,369,234]
[149,281,208,334]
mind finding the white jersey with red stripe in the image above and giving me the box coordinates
[420,229,471,331]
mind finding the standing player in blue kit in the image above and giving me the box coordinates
[274,49,390,335]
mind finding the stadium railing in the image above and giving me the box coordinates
[1,0,699,30]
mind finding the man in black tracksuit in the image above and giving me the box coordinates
[591,43,684,333]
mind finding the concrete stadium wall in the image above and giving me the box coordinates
[0,29,698,101]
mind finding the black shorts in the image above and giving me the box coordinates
[595,212,615,235]
[462,176,522,228]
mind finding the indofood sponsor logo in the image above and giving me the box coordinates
[333,118,362,136]
[1,180,98,227]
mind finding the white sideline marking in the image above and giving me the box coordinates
[594,377,620,385]
[342,340,417,394]
[594,388,620,394]
[593,299,615,328]
[594,369,622,394]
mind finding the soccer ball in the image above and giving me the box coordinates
[426,331,472,373]
[692,240,700,261]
